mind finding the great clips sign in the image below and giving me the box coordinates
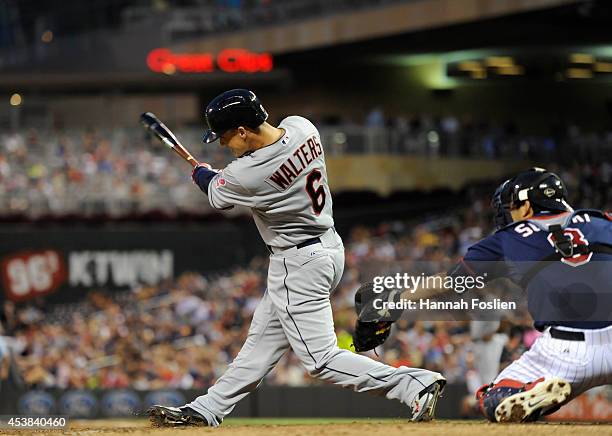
[147,48,273,74]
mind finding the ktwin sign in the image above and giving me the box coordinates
[146,48,273,74]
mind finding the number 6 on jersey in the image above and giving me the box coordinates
[305,170,326,215]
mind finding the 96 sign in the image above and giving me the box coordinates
[0,250,66,301]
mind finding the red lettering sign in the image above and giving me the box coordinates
[146,48,273,74]
[1,250,66,301]
[217,48,273,73]
[147,48,214,73]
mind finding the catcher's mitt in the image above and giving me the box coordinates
[351,281,403,352]
[352,320,392,352]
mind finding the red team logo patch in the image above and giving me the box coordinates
[216,176,226,188]
[546,227,592,267]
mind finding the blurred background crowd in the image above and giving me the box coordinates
[0,166,608,395]
[0,202,506,391]
[0,115,610,219]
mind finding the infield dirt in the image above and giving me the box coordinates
[1,419,610,436]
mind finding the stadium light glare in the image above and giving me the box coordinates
[399,59,458,90]
[570,53,594,64]
[470,70,487,79]
[41,30,53,43]
[375,52,492,89]
[458,61,482,71]
[594,62,612,73]
[485,56,514,68]
[497,65,524,75]
[378,50,508,88]
[591,45,612,58]
[566,68,592,79]
[9,93,22,106]
[162,64,176,75]
[333,132,347,144]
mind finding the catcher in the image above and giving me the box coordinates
[353,168,612,422]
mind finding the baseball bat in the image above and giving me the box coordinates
[140,112,200,168]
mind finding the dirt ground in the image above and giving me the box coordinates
[0,419,611,436]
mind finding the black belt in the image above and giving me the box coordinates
[267,236,321,253]
[550,327,585,341]
[296,237,321,249]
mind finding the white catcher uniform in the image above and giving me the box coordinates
[186,116,442,425]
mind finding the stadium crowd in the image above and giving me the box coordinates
[0,117,610,218]
[0,210,481,390]
[1,170,609,391]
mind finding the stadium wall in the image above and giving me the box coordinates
[326,157,529,196]
[0,384,468,419]
[1,385,609,421]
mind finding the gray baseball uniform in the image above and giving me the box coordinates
[187,116,442,426]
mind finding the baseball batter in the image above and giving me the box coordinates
[148,89,445,427]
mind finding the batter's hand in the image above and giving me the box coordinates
[191,163,213,184]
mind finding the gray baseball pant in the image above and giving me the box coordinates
[187,229,442,426]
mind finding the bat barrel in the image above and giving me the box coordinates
[140,112,200,168]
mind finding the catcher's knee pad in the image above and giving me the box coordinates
[476,378,544,422]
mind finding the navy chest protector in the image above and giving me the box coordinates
[519,210,612,288]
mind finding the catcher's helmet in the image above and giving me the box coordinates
[492,167,573,229]
[202,89,268,143]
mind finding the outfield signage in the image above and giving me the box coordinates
[0,249,173,302]
[0,224,265,303]
[146,48,273,74]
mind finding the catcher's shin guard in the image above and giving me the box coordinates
[476,377,571,422]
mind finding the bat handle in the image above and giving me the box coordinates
[190,158,215,171]
[187,156,199,168]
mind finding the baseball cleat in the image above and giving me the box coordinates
[148,405,209,427]
[410,375,447,421]
[494,377,571,423]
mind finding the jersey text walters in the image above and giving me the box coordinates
[266,136,323,191]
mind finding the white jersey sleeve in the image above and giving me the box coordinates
[207,166,256,209]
